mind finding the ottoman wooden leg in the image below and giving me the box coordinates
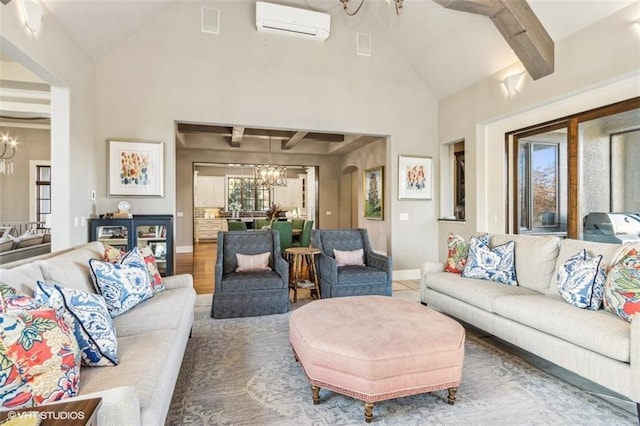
[364,402,374,423]
[311,386,320,405]
[447,387,458,405]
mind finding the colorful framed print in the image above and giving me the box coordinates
[398,155,432,200]
[108,139,164,197]
[364,166,383,220]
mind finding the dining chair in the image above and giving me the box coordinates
[292,220,313,247]
[254,218,269,230]
[271,221,293,253]
[227,220,247,231]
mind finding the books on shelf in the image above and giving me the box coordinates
[137,225,167,239]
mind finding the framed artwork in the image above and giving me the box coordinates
[364,166,383,220]
[108,139,164,197]
[398,155,432,200]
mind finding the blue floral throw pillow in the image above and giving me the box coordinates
[89,258,153,317]
[462,236,518,285]
[556,249,605,310]
[34,281,118,366]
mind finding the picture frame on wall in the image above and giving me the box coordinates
[398,155,432,200]
[364,166,383,220]
[108,139,164,197]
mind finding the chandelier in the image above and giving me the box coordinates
[253,137,287,188]
[340,0,404,16]
[0,132,17,175]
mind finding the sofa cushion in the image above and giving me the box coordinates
[0,265,45,295]
[548,239,627,296]
[34,281,118,367]
[444,233,489,274]
[113,286,196,337]
[111,247,165,294]
[490,234,560,293]
[493,294,630,362]
[78,330,180,425]
[462,237,517,285]
[0,237,12,253]
[220,270,285,292]
[89,259,153,317]
[0,226,16,238]
[337,265,387,285]
[603,247,640,322]
[425,271,538,312]
[0,295,81,409]
[13,234,44,249]
[39,242,104,294]
[556,249,606,310]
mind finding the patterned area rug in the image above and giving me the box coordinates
[166,302,635,425]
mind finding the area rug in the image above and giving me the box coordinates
[166,303,635,425]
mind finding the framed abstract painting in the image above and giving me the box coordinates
[398,155,432,200]
[108,139,164,197]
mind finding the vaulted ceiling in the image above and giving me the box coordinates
[0,0,634,154]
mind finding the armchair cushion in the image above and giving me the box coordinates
[334,248,365,267]
[236,252,271,272]
[338,266,388,285]
[220,270,285,292]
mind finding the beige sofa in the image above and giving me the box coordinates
[0,241,196,425]
[421,233,639,414]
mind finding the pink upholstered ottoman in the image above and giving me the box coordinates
[289,295,465,422]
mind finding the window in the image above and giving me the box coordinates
[226,177,270,211]
[36,165,51,227]
[518,141,561,231]
[508,97,639,239]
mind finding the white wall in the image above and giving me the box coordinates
[0,2,96,250]
[94,1,438,271]
[436,3,640,261]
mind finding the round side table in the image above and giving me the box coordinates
[285,246,321,303]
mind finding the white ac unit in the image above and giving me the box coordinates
[256,1,331,42]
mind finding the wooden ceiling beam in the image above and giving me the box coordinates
[433,0,554,80]
[230,126,244,147]
[281,131,308,150]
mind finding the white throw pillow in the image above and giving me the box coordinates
[236,252,272,272]
[333,248,365,267]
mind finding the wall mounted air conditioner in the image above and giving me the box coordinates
[256,1,331,41]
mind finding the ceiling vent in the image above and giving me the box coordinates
[256,1,331,41]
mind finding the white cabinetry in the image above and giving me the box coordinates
[273,178,302,209]
[196,176,225,207]
[195,218,227,241]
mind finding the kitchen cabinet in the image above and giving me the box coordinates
[195,218,227,241]
[273,178,302,209]
[196,176,225,207]
[88,215,174,276]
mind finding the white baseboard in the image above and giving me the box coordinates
[176,245,193,253]
[393,269,420,280]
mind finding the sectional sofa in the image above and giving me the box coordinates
[421,233,639,415]
[0,241,196,425]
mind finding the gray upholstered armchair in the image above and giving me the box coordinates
[212,230,289,318]
[311,228,392,298]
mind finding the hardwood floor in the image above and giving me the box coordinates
[175,242,216,294]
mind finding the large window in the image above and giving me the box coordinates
[508,97,639,239]
[226,177,270,211]
[36,165,51,226]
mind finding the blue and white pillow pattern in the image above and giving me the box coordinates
[462,236,518,285]
[556,249,605,310]
[34,281,118,366]
[89,258,153,317]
